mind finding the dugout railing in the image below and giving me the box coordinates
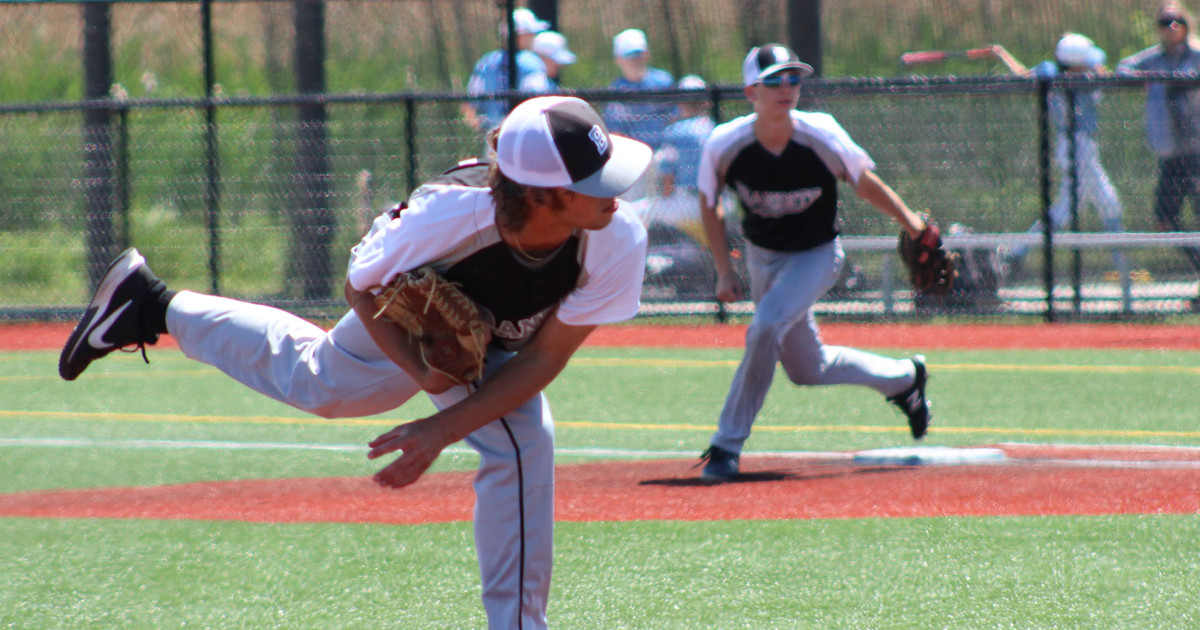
[4,73,1200,322]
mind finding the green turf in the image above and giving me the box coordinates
[552,517,1200,629]
[3,345,1200,628]
[1,516,1197,628]
[0,518,484,629]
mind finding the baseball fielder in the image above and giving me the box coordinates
[59,96,653,630]
[695,44,937,482]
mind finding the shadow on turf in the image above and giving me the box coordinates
[639,465,908,487]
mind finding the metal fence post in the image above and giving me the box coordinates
[1037,76,1055,322]
[405,97,417,196]
[292,0,335,300]
[202,0,222,295]
[117,107,130,250]
[1066,87,1082,315]
[504,0,518,115]
[708,86,729,324]
[82,2,116,291]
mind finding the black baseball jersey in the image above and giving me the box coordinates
[348,160,648,351]
[697,111,876,252]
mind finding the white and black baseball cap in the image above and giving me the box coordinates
[496,96,652,198]
[742,43,814,86]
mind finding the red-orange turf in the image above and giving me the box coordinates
[1,446,1198,523]
[8,321,1200,351]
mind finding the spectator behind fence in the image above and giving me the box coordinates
[532,30,577,90]
[462,8,553,133]
[634,74,715,245]
[1117,1,1200,301]
[604,28,677,151]
[990,35,1131,304]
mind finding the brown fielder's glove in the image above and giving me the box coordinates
[372,267,492,385]
[898,218,958,296]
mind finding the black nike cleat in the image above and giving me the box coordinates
[59,248,163,381]
[697,444,740,484]
[887,355,931,440]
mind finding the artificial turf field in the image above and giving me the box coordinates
[1,324,1198,628]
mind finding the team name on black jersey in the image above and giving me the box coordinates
[699,112,876,253]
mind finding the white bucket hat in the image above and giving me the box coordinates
[1055,33,1106,68]
[512,8,550,35]
[613,29,649,58]
[533,31,577,65]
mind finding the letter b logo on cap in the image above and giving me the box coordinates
[588,125,608,156]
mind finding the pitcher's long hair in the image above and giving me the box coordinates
[486,128,567,232]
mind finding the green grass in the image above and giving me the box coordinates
[0,518,484,629]
[1,516,1198,628]
[3,344,1200,627]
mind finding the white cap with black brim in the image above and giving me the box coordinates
[497,96,652,198]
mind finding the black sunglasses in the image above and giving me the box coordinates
[759,73,802,88]
[1159,17,1186,28]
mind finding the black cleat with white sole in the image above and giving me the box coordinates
[887,355,931,440]
[697,444,740,483]
[59,248,164,381]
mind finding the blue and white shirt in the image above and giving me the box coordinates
[603,68,677,149]
[655,114,715,193]
[467,50,552,131]
[1033,61,1101,137]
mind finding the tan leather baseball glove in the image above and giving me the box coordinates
[372,267,492,385]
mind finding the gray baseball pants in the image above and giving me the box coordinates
[710,239,917,454]
[167,290,553,630]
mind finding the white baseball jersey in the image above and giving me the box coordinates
[349,162,648,350]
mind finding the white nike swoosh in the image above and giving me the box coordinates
[86,301,133,350]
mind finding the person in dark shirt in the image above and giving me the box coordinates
[1118,1,1200,303]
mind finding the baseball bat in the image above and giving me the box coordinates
[900,48,993,66]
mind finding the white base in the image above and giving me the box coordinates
[852,446,1008,466]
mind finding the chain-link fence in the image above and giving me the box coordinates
[633,75,1200,320]
[3,1,1200,321]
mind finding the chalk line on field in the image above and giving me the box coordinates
[5,437,1200,469]
[0,436,710,459]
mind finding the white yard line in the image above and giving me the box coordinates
[7,437,1200,469]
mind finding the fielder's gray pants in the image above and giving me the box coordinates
[168,290,553,630]
[711,239,916,454]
